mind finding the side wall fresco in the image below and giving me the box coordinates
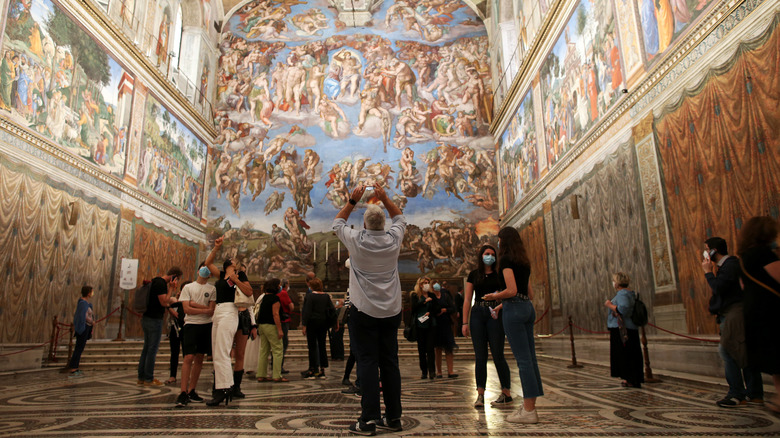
[500,0,780,334]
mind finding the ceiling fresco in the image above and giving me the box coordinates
[208,0,495,280]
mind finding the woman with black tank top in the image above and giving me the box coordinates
[204,236,254,406]
[484,227,543,424]
[462,245,512,408]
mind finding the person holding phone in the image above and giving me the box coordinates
[137,266,183,386]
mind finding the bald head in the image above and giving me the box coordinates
[306,271,316,283]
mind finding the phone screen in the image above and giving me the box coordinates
[702,250,710,261]
[365,186,374,190]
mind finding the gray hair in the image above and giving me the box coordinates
[364,204,386,230]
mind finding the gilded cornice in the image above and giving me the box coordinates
[65,0,218,140]
[0,118,206,235]
[496,0,750,227]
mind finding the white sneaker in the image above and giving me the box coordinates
[506,407,538,424]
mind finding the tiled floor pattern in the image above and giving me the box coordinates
[1,357,779,436]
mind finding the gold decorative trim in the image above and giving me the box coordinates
[632,113,655,142]
[0,119,206,234]
[494,0,747,225]
[72,0,218,139]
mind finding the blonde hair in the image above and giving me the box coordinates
[411,276,431,298]
[613,272,630,288]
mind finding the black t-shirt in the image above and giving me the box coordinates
[302,293,335,327]
[258,293,280,325]
[466,269,502,302]
[499,256,531,298]
[215,271,249,304]
[144,277,168,319]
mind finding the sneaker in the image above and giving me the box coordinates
[375,416,402,432]
[175,391,189,408]
[68,370,84,378]
[716,397,747,408]
[474,394,485,408]
[506,407,538,424]
[342,385,360,395]
[304,371,318,380]
[747,398,764,407]
[491,393,514,406]
[448,374,459,378]
[348,419,376,436]
[136,379,145,385]
[342,378,352,386]
[144,379,164,386]
[188,390,204,403]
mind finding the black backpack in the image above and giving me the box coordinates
[631,291,649,326]
[132,282,152,314]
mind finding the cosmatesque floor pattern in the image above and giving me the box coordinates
[1,357,779,437]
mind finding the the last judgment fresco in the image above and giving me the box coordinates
[208,0,496,280]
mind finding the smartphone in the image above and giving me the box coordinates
[365,186,374,190]
[702,250,710,261]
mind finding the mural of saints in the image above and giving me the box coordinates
[208,0,497,280]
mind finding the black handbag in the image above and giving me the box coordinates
[403,323,417,342]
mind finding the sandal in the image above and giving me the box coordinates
[273,377,289,382]
[164,377,177,386]
[256,377,271,382]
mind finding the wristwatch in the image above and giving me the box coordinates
[349,198,357,205]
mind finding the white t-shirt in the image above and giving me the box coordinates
[180,281,216,325]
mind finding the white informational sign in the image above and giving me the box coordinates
[119,258,139,289]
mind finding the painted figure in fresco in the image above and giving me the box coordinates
[334,50,362,100]
[228,180,242,216]
[249,75,274,125]
[655,0,675,53]
[249,156,268,201]
[215,153,232,198]
[200,65,209,105]
[355,86,392,150]
[394,106,427,149]
[384,56,417,109]
[303,149,320,181]
[294,177,314,218]
[263,133,289,162]
[283,58,306,115]
[422,149,440,198]
[265,191,285,215]
[236,148,255,195]
[306,64,325,113]
[462,67,487,126]
[291,8,328,36]
[156,13,171,68]
[318,96,347,137]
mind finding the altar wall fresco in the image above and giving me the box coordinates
[208,0,497,280]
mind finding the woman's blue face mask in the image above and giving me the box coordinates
[198,266,211,278]
[433,283,441,292]
[482,254,496,265]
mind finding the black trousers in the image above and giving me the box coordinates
[349,309,402,422]
[329,324,345,360]
[609,327,644,387]
[169,324,182,378]
[306,324,329,371]
[415,326,436,377]
[68,325,92,370]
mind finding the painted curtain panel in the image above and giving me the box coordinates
[635,0,717,63]
[0,156,118,343]
[539,0,626,168]
[518,215,551,334]
[654,19,780,335]
[137,94,207,219]
[209,0,497,280]
[551,141,654,333]
[499,88,537,211]
[1,0,133,176]
[126,219,198,337]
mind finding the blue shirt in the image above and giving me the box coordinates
[333,215,407,318]
[607,288,638,330]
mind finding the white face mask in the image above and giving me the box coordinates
[422,284,431,292]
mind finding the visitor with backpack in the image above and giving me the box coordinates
[604,272,644,389]
[137,267,183,386]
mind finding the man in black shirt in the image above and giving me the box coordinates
[138,266,183,386]
[703,237,763,407]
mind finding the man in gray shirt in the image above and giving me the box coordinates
[333,184,406,436]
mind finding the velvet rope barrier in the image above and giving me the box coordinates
[0,329,71,357]
[534,307,550,324]
[570,322,610,335]
[647,322,719,343]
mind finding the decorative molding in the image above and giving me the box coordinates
[634,134,677,293]
[631,113,654,141]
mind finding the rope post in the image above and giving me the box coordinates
[66,326,74,366]
[47,316,59,362]
[640,325,661,383]
[113,300,126,342]
[567,315,583,369]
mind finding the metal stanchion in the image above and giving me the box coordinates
[113,300,126,341]
[640,325,661,383]
[47,316,59,362]
[66,326,74,366]
[567,315,583,368]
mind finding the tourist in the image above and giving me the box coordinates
[738,216,780,414]
[301,278,336,379]
[138,267,182,386]
[333,184,406,435]
[702,237,763,407]
[165,282,186,386]
[175,263,216,407]
[604,272,644,389]
[278,278,294,374]
[483,227,543,424]
[228,262,257,399]
[205,236,253,406]
[463,244,512,407]
[410,277,436,380]
[256,278,287,382]
[67,285,94,378]
[431,280,458,378]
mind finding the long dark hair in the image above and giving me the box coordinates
[263,278,281,294]
[474,244,497,285]
[219,259,234,280]
[497,226,530,269]
[738,216,778,255]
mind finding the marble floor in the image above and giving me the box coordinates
[1,357,779,437]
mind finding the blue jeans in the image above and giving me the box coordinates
[719,343,764,400]
[349,309,402,422]
[138,316,163,382]
[502,299,543,398]
[470,305,511,390]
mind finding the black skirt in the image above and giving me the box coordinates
[609,327,644,387]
